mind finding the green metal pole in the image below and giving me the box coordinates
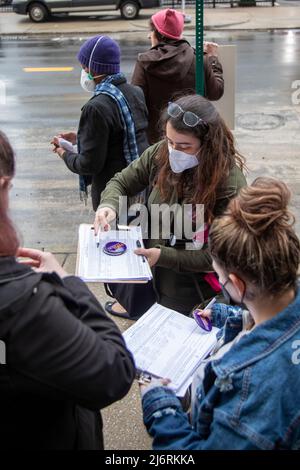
[195,0,204,96]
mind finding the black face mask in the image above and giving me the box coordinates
[220,278,245,306]
[220,279,232,304]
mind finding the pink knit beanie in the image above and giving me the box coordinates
[151,9,184,40]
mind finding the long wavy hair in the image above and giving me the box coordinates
[0,130,19,256]
[154,94,245,223]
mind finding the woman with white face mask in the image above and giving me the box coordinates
[95,94,247,319]
[51,35,148,211]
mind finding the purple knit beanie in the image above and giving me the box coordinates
[77,35,120,75]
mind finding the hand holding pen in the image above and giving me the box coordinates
[94,207,117,235]
[193,297,216,332]
[93,207,117,247]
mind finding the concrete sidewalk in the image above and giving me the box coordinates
[0,4,300,37]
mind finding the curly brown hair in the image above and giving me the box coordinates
[154,94,245,223]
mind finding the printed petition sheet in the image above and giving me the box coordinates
[76,224,152,282]
[123,303,219,396]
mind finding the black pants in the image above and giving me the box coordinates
[106,281,157,320]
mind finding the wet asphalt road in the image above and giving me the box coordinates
[0,30,299,250]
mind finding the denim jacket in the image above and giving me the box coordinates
[142,287,300,450]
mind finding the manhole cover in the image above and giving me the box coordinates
[237,113,285,130]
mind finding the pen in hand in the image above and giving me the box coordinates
[136,240,146,262]
[96,230,101,248]
[193,297,216,332]
[203,297,217,312]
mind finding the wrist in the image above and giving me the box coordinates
[97,203,118,215]
[59,269,69,278]
[155,245,177,269]
[59,149,67,160]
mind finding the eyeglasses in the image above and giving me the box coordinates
[167,102,207,128]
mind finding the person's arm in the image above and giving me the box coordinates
[9,272,135,411]
[142,387,259,450]
[62,104,109,176]
[204,53,224,101]
[156,243,213,273]
[210,303,243,328]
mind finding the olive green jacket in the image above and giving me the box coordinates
[99,142,247,313]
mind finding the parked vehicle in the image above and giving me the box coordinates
[12,0,160,22]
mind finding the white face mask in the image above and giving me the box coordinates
[168,144,199,173]
[80,69,97,93]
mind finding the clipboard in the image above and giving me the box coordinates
[123,303,219,397]
[76,224,153,283]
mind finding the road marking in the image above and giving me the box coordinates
[23,67,74,73]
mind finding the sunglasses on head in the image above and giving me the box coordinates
[167,102,208,128]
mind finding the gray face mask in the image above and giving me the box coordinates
[168,144,199,173]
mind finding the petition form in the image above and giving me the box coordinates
[123,303,219,396]
[76,224,152,282]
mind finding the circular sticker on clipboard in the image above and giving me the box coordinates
[103,241,127,256]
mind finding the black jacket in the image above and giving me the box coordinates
[62,75,149,211]
[0,257,135,450]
